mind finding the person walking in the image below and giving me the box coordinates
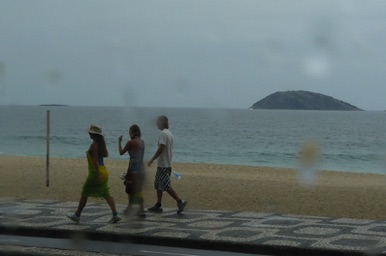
[147,116,187,214]
[118,124,146,217]
[67,125,121,223]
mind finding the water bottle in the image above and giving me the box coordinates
[172,170,182,180]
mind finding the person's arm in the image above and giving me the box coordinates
[90,143,102,183]
[147,144,165,167]
[118,136,131,155]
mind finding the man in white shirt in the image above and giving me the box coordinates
[147,116,187,214]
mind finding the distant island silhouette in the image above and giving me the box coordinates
[250,91,362,111]
[39,104,69,107]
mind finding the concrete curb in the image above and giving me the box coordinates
[0,225,369,256]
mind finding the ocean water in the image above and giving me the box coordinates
[1,105,385,174]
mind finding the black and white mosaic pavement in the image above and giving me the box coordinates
[1,198,386,255]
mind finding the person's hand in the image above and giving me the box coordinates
[147,160,153,167]
[118,135,123,142]
[96,173,102,184]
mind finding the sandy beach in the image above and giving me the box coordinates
[1,155,386,220]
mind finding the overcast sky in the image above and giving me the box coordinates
[0,0,385,110]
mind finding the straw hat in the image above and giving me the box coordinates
[88,124,103,136]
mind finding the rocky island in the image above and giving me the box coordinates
[39,104,69,107]
[250,91,362,111]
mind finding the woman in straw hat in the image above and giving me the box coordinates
[67,125,121,223]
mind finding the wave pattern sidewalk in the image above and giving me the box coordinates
[1,198,386,255]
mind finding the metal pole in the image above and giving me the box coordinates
[46,110,50,187]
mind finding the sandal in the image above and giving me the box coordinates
[137,210,146,217]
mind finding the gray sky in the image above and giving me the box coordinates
[0,0,385,110]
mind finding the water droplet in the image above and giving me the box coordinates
[297,139,321,186]
[0,61,5,81]
[46,69,61,84]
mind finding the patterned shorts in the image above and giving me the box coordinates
[154,167,172,191]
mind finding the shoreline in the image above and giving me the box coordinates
[0,153,383,175]
[1,155,386,220]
